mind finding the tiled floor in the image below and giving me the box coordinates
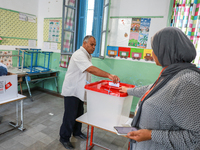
[0,90,129,150]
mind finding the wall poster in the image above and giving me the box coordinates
[19,13,36,23]
[128,18,151,48]
[48,20,60,42]
[137,18,151,48]
[128,18,141,47]
[106,17,154,63]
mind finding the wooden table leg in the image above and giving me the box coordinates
[19,83,23,94]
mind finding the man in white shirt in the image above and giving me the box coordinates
[59,35,120,149]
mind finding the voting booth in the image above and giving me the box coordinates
[0,74,18,101]
[85,80,135,128]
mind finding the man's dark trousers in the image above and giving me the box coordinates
[60,96,84,142]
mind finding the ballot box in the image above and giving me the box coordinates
[0,74,18,101]
[85,80,135,128]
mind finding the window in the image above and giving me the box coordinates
[61,0,110,57]
[86,0,95,35]
[100,0,110,58]
[76,0,88,51]
[92,0,110,58]
[61,0,78,55]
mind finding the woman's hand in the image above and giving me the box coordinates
[126,129,152,142]
[119,86,128,93]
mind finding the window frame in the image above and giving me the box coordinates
[61,0,110,57]
[61,0,78,55]
[99,0,110,59]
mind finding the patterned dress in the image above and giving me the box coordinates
[127,69,200,150]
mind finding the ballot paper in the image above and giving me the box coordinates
[109,82,120,87]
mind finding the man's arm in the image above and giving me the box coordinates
[86,66,120,83]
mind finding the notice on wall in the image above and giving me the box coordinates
[28,40,36,47]
[50,43,58,50]
[48,20,60,42]
[109,18,151,48]
[19,13,36,23]
[43,42,50,49]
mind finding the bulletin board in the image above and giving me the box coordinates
[43,18,62,50]
[106,16,165,63]
[0,7,37,46]
[108,17,165,48]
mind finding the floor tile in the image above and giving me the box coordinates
[0,90,130,150]
[40,135,55,145]
[8,142,27,150]
[0,138,19,149]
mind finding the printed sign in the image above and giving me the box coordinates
[0,81,5,94]
[19,13,36,23]
[5,82,12,90]
[48,20,60,42]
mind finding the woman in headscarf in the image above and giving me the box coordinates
[120,27,200,150]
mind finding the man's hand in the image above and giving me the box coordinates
[126,129,152,142]
[119,86,129,93]
[86,66,120,83]
[108,74,120,83]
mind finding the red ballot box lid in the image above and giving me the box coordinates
[84,80,135,97]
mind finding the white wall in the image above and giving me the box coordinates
[0,0,171,51]
[0,0,39,50]
[110,0,170,17]
[0,0,38,50]
[0,0,38,15]
[108,0,171,49]
[37,0,63,51]
[0,0,62,51]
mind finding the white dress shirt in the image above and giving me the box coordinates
[61,46,93,101]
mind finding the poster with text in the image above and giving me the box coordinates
[48,20,60,42]
[128,18,141,47]
[19,13,36,23]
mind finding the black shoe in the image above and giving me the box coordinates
[60,139,74,149]
[0,116,3,124]
[74,133,87,140]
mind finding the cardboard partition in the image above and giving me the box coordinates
[0,75,18,101]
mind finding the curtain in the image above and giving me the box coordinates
[92,0,103,57]
[60,55,71,68]
[171,0,200,67]
[63,0,75,53]
[0,51,13,68]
